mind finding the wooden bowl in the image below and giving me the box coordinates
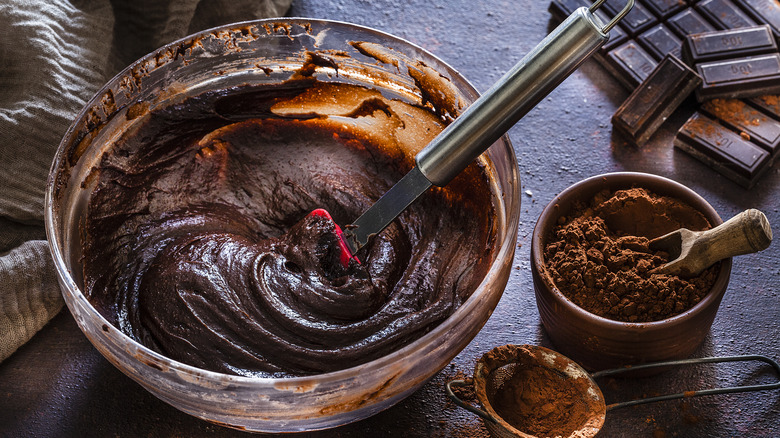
[531,172,732,371]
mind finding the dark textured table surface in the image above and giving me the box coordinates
[1,0,778,436]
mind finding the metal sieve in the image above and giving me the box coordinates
[447,344,780,438]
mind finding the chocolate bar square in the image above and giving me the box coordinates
[667,9,716,37]
[644,0,688,18]
[675,112,771,187]
[603,0,659,36]
[695,0,757,29]
[605,41,659,88]
[613,54,701,145]
[749,95,780,118]
[638,24,684,60]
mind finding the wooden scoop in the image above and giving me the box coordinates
[649,209,772,278]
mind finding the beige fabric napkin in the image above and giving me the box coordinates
[0,0,292,362]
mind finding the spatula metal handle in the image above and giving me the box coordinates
[344,1,633,254]
[415,2,627,186]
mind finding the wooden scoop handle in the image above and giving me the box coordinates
[696,209,772,267]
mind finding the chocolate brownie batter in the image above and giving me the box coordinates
[82,80,496,377]
[544,188,718,323]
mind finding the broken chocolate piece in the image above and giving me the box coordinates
[666,9,716,39]
[681,25,777,65]
[674,112,771,188]
[695,54,780,101]
[613,54,701,145]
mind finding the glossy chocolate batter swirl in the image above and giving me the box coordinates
[83,81,496,377]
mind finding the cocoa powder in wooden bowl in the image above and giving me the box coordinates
[531,172,732,371]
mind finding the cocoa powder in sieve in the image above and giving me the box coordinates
[544,188,719,323]
[491,364,591,437]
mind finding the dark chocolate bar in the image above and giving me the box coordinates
[638,24,683,60]
[695,53,780,101]
[547,0,780,187]
[666,9,717,38]
[738,0,780,39]
[548,0,780,92]
[701,98,780,155]
[681,25,777,65]
[613,55,701,145]
[605,41,659,88]
[696,0,757,30]
[675,112,771,188]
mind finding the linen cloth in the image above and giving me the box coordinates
[0,0,292,362]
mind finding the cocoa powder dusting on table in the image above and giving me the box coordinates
[544,188,719,323]
[490,365,591,437]
[450,373,477,404]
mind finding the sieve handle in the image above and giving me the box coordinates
[445,380,498,424]
[592,354,780,411]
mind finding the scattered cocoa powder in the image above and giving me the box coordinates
[680,400,701,425]
[450,372,477,404]
[684,116,720,139]
[702,98,762,127]
[544,188,719,322]
[757,94,780,112]
[490,365,591,437]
